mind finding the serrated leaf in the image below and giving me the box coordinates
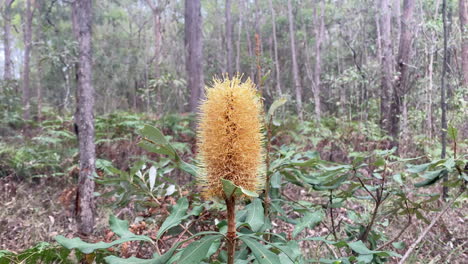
[105,242,179,264]
[55,235,152,254]
[292,210,323,238]
[244,199,264,232]
[447,125,458,141]
[156,197,189,239]
[178,235,222,264]
[239,237,280,264]
[109,215,136,238]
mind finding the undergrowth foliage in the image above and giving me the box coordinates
[1,93,466,263]
[48,90,467,263]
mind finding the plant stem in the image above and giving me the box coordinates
[263,117,273,241]
[225,196,237,264]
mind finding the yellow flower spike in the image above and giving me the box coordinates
[197,76,265,200]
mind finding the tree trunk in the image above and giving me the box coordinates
[461,0,468,86]
[72,0,96,235]
[312,0,325,120]
[225,0,233,76]
[22,0,33,120]
[390,0,415,146]
[2,0,14,82]
[268,0,282,95]
[441,0,449,198]
[185,0,204,112]
[287,0,303,119]
[235,0,243,74]
[379,0,393,133]
[145,0,164,113]
[427,44,434,139]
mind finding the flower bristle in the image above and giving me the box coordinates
[197,76,264,200]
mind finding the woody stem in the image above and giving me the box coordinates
[225,196,237,264]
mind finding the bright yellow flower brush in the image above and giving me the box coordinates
[197,76,265,200]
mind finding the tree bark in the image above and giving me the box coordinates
[2,0,15,82]
[312,0,325,120]
[22,0,34,120]
[390,0,415,146]
[72,0,96,235]
[441,0,449,198]
[460,0,468,86]
[145,0,164,113]
[225,0,233,76]
[268,0,282,95]
[235,0,243,74]
[185,0,204,112]
[287,0,303,119]
[379,0,393,133]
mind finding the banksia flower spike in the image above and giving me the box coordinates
[197,76,265,200]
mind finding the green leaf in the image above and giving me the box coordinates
[157,197,189,239]
[178,235,222,264]
[414,169,447,187]
[221,179,259,198]
[55,235,152,254]
[292,210,323,238]
[267,97,288,120]
[392,241,405,249]
[105,256,161,264]
[407,163,431,173]
[109,215,136,238]
[239,237,280,264]
[105,242,180,264]
[138,125,176,159]
[392,173,403,185]
[356,254,373,263]
[348,241,375,255]
[244,199,264,232]
[447,125,458,141]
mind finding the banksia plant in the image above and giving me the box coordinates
[197,76,264,199]
[197,76,264,264]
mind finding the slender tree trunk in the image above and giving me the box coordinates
[145,0,164,113]
[390,0,415,147]
[380,0,393,133]
[2,0,15,82]
[461,0,468,86]
[268,0,282,95]
[22,0,33,120]
[225,0,233,76]
[72,0,96,235]
[441,0,449,198]
[185,0,204,112]
[246,29,255,81]
[235,0,243,74]
[254,0,262,88]
[312,0,325,120]
[427,45,434,139]
[287,0,303,119]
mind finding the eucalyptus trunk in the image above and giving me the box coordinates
[21,0,33,120]
[185,0,204,112]
[287,0,303,120]
[72,0,96,235]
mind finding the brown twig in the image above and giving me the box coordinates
[398,190,464,264]
[329,190,338,240]
[376,200,412,251]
